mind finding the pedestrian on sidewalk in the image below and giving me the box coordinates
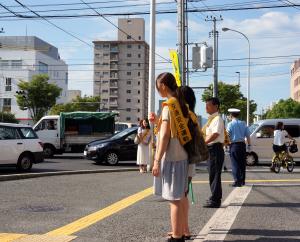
[202,97,225,208]
[226,108,251,187]
[149,72,190,242]
[136,119,151,173]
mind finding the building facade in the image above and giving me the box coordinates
[291,59,300,102]
[0,36,68,123]
[67,90,81,102]
[93,18,149,123]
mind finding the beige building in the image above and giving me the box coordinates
[291,59,300,102]
[67,90,81,102]
[93,18,149,123]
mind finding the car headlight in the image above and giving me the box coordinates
[89,143,107,151]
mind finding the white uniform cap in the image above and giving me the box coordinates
[228,108,240,113]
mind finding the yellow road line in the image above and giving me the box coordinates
[46,187,153,236]
[192,178,300,184]
[0,233,27,242]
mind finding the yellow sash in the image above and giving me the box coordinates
[155,97,192,146]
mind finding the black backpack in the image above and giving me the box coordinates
[184,117,209,164]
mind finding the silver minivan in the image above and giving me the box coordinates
[247,119,300,165]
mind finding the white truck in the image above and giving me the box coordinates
[33,112,116,157]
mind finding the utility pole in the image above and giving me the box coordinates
[185,0,189,86]
[178,0,186,86]
[206,16,222,98]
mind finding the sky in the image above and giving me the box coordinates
[1,0,300,119]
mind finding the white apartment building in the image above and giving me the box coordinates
[93,18,149,123]
[0,36,68,124]
[291,59,300,102]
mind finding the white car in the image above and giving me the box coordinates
[0,123,44,171]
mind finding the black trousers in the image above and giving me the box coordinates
[207,143,224,202]
[230,142,246,184]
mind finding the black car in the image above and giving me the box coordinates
[84,127,138,165]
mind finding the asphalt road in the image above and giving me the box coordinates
[1,161,300,242]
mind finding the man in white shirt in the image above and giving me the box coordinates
[203,97,225,208]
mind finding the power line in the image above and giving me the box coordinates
[1,2,300,19]
[11,1,93,48]
[79,0,170,63]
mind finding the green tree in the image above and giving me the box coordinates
[265,98,300,118]
[49,95,101,115]
[0,112,18,123]
[16,74,62,123]
[202,82,257,122]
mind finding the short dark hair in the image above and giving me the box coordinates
[275,122,284,130]
[206,97,220,109]
[231,112,239,118]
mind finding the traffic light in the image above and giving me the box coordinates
[192,44,213,70]
[200,45,213,69]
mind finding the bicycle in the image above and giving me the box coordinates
[271,140,297,173]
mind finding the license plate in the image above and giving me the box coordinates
[84,150,87,156]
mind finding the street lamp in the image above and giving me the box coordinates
[222,27,251,126]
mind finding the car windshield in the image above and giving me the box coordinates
[19,127,38,139]
[249,123,259,134]
[110,128,135,140]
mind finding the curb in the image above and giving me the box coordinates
[0,168,139,182]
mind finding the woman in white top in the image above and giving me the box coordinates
[136,119,151,173]
[273,122,294,153]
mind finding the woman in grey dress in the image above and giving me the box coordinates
[149,72,189,242]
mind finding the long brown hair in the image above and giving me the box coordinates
[156,72,189,117]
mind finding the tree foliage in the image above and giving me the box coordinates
[202,82,257,122]
[16,74,62,123]
[0,112,18,123]
[50,95,101,115]
[265,98,300,119]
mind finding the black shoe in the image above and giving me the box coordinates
[167,236,185,242]
[231,182,242,187]
[203,201,221,208]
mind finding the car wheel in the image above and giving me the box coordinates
[43,145,55,158]
[105,151,119,165]
[246,152,258,166]
[17,153,33,171]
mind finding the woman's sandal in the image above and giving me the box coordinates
[167,232,191,240]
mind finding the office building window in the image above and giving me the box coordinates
[138,45,141,49]
[11,60,22,69]
[65,73,68,85]
[103,44,109,48]
[3,98,11,112]
[0,60,9,68]
[126,90,131,94]
[126,99,131,103]
[137,108,140,113]
[127,81,131,85]
[138,36,141,40]
[138,63,141,67]
[103,63,109,66]
[126,108,131,112]
[127,35,131,40]
[138,90,140,94]
[138,81,140,85]
[102,89,108,93]
[127,72,131,76]
[103,53,109,57]
[127,63,131,66]
[126,117,131,121]
[127,53,132,58]
[138,72,140,76]
[39,62,48,74]
[138,99,140,103]
[127,45,132,48]
[138,54,141,58]
[5,78,12,91]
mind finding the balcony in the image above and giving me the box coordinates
[109,99,118,107]
[110,54,118,61]
[110,82,118,88]
[110,63,118,70]
[110,90,118,97]
[110,46,119,53]
[110,73,118,79]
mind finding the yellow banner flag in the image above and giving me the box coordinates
[169,50,181,87]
